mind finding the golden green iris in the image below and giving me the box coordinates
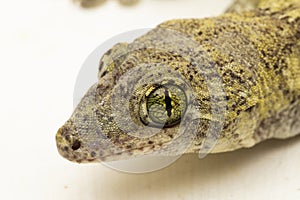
[139,84,187,127]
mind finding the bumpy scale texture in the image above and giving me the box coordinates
[56,0,300,163]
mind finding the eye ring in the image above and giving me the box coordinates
[139,84,187,128]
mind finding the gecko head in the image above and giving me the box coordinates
[56,28,225,163]
[55,68,197,163]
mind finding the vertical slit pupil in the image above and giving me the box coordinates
[164,88,172,117]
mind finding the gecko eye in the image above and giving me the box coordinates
[139,84,187,127]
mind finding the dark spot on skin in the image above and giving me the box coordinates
[63,146,69,152]
[213,30,219,36]
[65,135,71,142]
[99,61,104,71]
[82,115,89,123]
[275,69,283,75]
[91,151,96,157]
[72,140,81,151]
[168,80,175,85]
[148,141,154,145]
[245,105,255,113]
[229,72,239,79]
[75,113,82,118]
[106,48,112,56]
[283,89,289,95]
[233,134,239,139]
[100,70,108,78]
[290,96,297,104]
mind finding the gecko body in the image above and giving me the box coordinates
[56,0,300,163]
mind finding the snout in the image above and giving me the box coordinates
[55,121,97,163]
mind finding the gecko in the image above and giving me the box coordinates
[56,0,300,163]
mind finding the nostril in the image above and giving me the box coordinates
[72,140,81,151]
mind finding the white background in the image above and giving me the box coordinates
[1,0,300,199]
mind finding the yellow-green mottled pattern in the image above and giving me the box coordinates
[56,0,300,163]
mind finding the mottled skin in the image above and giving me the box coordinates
[56,0,300,163]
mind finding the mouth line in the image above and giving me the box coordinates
[95,143,174,162]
